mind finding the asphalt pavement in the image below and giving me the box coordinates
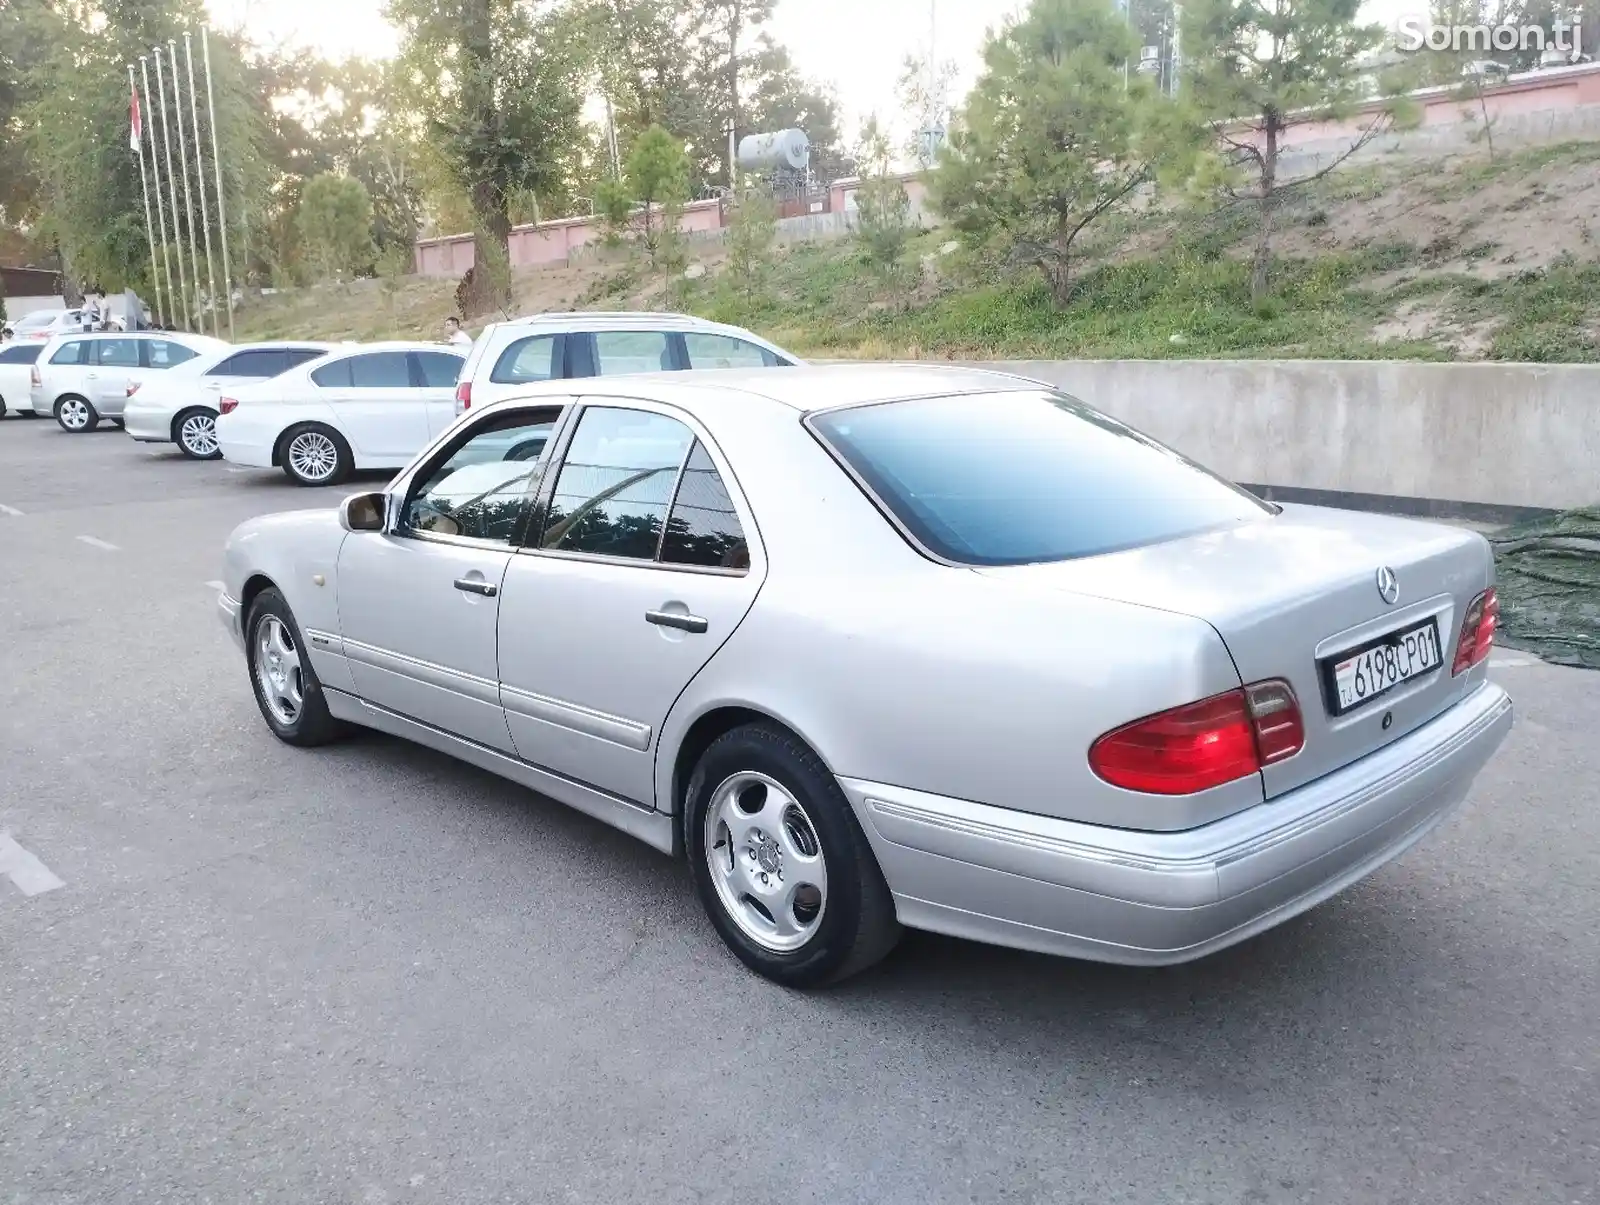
[1,414,1596,1205]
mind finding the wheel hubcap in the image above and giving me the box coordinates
[705,771,828,953]
[288,432,337,482]
[61,400,87,429]
[253,615,304,725]
[180,413,219,456]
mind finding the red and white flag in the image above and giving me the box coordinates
[129,83,142,152]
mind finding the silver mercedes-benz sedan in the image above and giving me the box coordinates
[217,364,1513,986]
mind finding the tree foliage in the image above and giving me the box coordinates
[1182,0,1401,300]
[623,123,691,261]
[725,183,777,305]
[853,117,913,276]
[296,172,378,281]
[931,0,1174,308]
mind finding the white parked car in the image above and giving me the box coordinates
[453,311,798,415]
[123,340,333,460]
[9,309,84,342]
[214,342,468,486]
[30,331,228,432]
[216,365,1511,986]
[0,342,45,418]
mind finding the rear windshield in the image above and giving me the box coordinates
[808,390,1272,566]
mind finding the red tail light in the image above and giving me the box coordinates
[126,382,141,398]
[1452,586,1498,675]
[455,380,472,410]
[1090,679,1305,795]
[218,397,239,415]
[30,366,41,386]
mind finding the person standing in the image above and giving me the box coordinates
[444,316,473,347]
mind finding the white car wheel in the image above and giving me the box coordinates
[281,425,350,487]
[56,396,97,433]
[175,409,222,460]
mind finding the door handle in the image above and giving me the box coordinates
[454,577,498,597]
[646,609,708,634]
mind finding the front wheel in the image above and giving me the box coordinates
[685,722,902,987]
[56,395,98,433]
[245,587,347,747]
[281,423,352,487]
[174,407,223,460]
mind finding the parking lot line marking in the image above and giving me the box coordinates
[0,503,22,516]
[75,535,119,551]
[1490,656,1537,668]
[225,465,252,474]
[204,580,225,591]
[0,834,66,897]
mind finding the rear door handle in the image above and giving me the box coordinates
[646,610,708,634]
[454,577,498,597]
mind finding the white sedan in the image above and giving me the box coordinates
[217,365,1512,986]
[123,340,333,459]
[215,342,467,486]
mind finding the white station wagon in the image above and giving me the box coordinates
[218,365,1512,986]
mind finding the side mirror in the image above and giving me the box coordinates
[339,491,387,533]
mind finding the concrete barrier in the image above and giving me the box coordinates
[959,359,1600,518]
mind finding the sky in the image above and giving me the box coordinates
[204,0,1024,139]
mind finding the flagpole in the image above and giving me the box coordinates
[183,33,221,339]
[129,64,165,328]
[168,41,204,333]
[152,50,191,330]
[139,57,177,327]
[202,28,235,340]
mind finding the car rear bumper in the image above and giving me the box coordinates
[217,436,274,468]
[841,681,1513,966]
[122,404,174,442]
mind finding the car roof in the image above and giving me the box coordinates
[316,340,466,354]
[476,363,1043,419]
[490,311,762,335]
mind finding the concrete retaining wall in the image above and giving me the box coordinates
[962,359,1600,514]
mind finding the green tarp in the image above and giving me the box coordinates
[1491,507,1600,669]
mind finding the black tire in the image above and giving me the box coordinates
[55,395,98,433]
[173,407,223,460]
[0,397,7,418]
[244,587,347,747]
[110,418,125,429]
[685,722,902,987]
[279,423,353,487]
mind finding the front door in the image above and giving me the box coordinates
[335,405,562,753]
[495,402,764,806]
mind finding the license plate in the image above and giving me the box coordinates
[1325,619,1443,715]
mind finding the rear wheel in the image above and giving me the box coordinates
[173,407,222,460]
[0,397,7,418]
[245,588,347,747]
[55,395,98,433]
[280,423,352,487]
[685,722,901,987]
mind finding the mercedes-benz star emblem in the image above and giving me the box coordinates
[1376,566,1400,606]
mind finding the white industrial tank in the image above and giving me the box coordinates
[736,129,811,172]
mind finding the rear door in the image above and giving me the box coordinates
[411,350,469,437]
[679,331,786,370]
[494,400,765,804]
[323,351,431,461]
[573,330,681,380]
[88,336,143,413]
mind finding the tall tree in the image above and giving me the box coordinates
[296,172,378,280]
[932,0,1176,307]
[388,0,587,311]
[1183,0,1402,301]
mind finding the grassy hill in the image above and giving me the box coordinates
[232,139,1600,363]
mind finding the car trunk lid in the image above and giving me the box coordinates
[978,505,1493,798]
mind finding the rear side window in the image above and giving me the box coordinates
[50,340,88,365]
[0,345,42,364]
[211,349,287,378]
[310,358,352,388]
[414,351,465,388]
[809,391,1272,566]
[349,352,412,388]
[146,340,198,368]
[682,333,771,370]
[592,331,673,375]
[95,339,142,368]
[490,334,561,384]
[661,441,749,570]
[284,347,327,369]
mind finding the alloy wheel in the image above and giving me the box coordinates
[254,615,305,725]
[287,430,338,483]
[179,412,220,457]
[704,771,829,953]
[59,399,90,430]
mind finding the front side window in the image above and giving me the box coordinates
[310,358,352,388]
[403,407,564,544]
[490,334,561,385]
[683,333,771,370]
[660,441,750,570]
[210,349,287,378]
[349,352,413,388]
[49,340,87,365]
[414,351,465,388]
[539,407,694,560]
[592,331,673,376]
[809,391,1272,566]
[146,340,199,368]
